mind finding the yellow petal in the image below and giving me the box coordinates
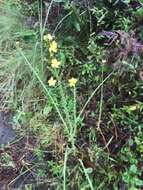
[43,34,53,42]
[49,41,58,53]
[128,105,138,111]
[47,34,53,41]
[48,77,56,86]
[68,77,77,87]
[51,58,61,68]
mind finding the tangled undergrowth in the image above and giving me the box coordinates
[0,0,143,189]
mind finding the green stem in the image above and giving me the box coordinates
[77,72,113,121]
[19,50,69,135]
[71,87,77,144]
[53,69,73,137]
[79,159,94,190]
[63,147,69,190]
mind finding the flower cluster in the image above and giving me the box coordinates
[43,33,77,87]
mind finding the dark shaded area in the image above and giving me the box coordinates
[0,112,16,145]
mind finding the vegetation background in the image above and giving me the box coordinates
[0,0,143,189]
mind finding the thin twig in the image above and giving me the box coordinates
[42,0,54,36]
[53,11,73,35]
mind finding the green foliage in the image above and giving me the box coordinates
[0,0,143,189]
[121,147,143,189]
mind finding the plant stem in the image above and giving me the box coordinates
[19,49,69,135]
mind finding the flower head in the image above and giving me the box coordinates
[16,41,20,46]
[128,105,138,111]
[102,60,106,63]
[68,77,77,87]
[49,41,58,53]
[44,33,53,42]
[48,77,56,87]
[51,58,61,68]
[47,34,53,41]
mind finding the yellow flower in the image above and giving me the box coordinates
[128,105,138,111]
[48,77,56,86]
[68,77,77,87]
[102,60,106,63]
[43,34,53,42]
[16,41,20,46]
[49,41,58,53]
[47,34,53,41]
[51,58,61,68]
